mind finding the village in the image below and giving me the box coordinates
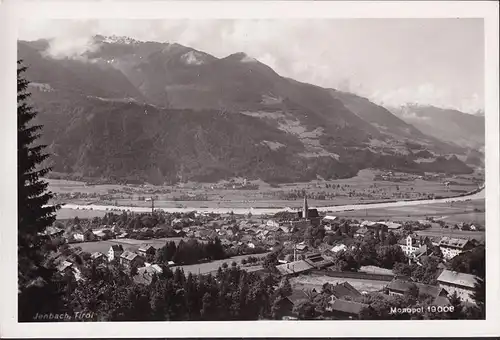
[39,192,485,320]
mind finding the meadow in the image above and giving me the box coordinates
[69,237,187,253]
[48,169,482,215]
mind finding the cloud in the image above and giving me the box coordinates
[17,18,484,113]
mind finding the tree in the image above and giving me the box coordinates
[278,277,292,297]
[292,300,317,320]
[17,61,63,321]
[471,277,485,318]
[447,291,464,319]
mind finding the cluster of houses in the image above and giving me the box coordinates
[398,234,477,261]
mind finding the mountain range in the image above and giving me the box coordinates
[17,36,484,184]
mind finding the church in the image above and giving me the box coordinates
[296,194,321,227]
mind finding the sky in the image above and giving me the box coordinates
[18,18,485,113]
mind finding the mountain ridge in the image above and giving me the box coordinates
[18,37,479,184]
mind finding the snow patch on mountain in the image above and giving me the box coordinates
[181,51,206,65]
[241,55,258,63]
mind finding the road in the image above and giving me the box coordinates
[59,187,484,216]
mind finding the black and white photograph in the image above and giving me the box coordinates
[1,0,499,338]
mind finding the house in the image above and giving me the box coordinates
[304,253,332,269]
[108,244,124,261]
[386,279,450,306]
[44,226,64,239]
[386,222,402,230]
[437,270,479,303]
[120,251,145,269]
[134,264,163,285]
[57,260,74,275]
[438,237,475,260]
[266,220,280,228]
[354,227,369,238]
[327,282,362,300]
[83,229,97,242]
[276,260,314,276]
[280,226,291,233]
[117,232,129,239]
[399,234,425,257]
[56,260,83,281]
[92,230,107,240]
[295,244,308,252]
[72,233,85,242]
[138,244,156,258]
[331,244,347,253]
[323,215,337,223]
[327,299,369,319]
[90,252,106,264]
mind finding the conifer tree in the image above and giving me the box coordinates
[17,61,62,320]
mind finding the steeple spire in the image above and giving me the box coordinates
[302,193,309,219]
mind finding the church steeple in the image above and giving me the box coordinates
[302,193,309,219]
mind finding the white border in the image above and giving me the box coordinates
[0,1,499,338]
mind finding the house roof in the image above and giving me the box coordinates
[110,244,124,252]
[138,244,155,252]
[295,244,308,250]
[121,251,139,261]
[57,261,73,272]
[355,227,369,235]
[437,270,478,289]
[45,226,63,235]
[439,237,470,249]
[90,252,104,259]
[287,289,318,305]
[331,282,362,299]
[386,222,402,229]
[276,260,314,275]
[323,215,337,221]
[331,244,347,253]
[329,299,368,315]
[387,279,443,297]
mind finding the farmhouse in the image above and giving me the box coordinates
[120,251,145,269]
[138,244,156,258]
[438,237,475,260]
[437,270,479,304]
[108,244,124,261]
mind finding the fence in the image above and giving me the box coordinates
[311,269,394,282]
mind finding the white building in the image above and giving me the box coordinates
[437,269,479,303]
[438,237,474,260]
[399,234,424,257]
[108,244,124,261]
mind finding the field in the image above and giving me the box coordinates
[47,169,482,211]
[69,237,187,253]
[56,208,108,220]
[172,253,270,276]
[338,199,485,223]
[290,273,388,294]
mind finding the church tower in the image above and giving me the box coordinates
[302,194,309,219]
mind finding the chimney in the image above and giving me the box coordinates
[302,194,309,219]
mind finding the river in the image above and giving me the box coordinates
[59,187,485,216]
